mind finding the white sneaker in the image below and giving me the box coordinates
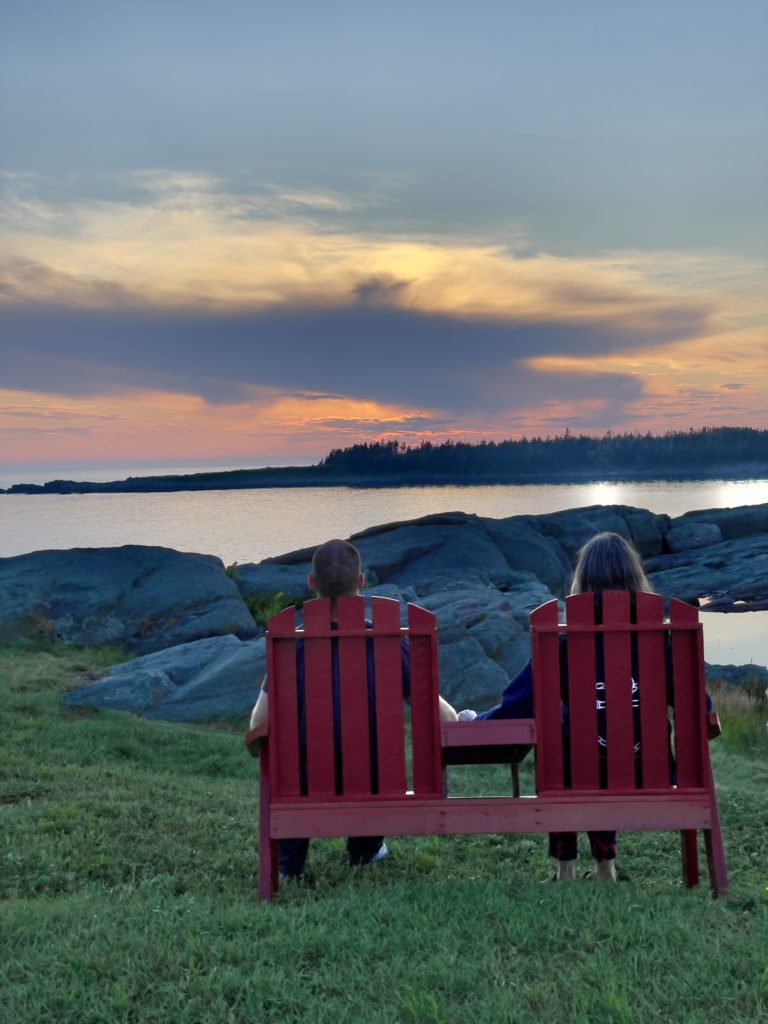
[458,709,478,721]
[368,842,389,865]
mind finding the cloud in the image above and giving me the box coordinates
[1,171,764,444]
[0,171,731,324]
[1,297,677,416]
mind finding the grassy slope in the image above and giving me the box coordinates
[1,647,766,1024]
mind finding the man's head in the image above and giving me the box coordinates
[309,539,364,599]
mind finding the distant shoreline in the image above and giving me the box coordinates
[4,462,767,495]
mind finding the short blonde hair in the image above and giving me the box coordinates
[570,532,652,595]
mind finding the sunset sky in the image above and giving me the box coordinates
[2,1,767,469]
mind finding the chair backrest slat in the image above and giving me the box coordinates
[531,599,564,791]
[336,596,373,797]
[407,604,443,798]
[563,593,600,789]
[668,599,705,789]
[601,591,636,789]
[302,600,337,797]
[635,592,670,788]
[371,597,408,796]
[268,606,301,798]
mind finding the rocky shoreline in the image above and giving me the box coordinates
[1,501,765,721]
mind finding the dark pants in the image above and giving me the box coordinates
[278,836,384,877]
[548,831,617,862]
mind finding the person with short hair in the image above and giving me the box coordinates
[249,538,457,880]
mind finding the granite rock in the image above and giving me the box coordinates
[666,523,722,552]
[63,634,266,721]
[647,532,768,610]
[0,546,257,654]
[232,560,313,605]
[4,501,765,722]
[670,503,767,541]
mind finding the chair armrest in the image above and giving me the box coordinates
[442,719,536,748]
[441,719,536,766]
[707,711,722,740]
[244,721,268,756]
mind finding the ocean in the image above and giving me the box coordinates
[2,474,766,666]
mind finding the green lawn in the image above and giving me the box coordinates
[1,646,766,1024]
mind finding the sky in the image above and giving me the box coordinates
[1,0,767,468]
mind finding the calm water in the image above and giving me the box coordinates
[2,478,766,564]
[2,476,766,666]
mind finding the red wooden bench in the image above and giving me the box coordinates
[246,592,727,900]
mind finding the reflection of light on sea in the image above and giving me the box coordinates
[583,483,623,506]
[711,480,768,509]
[701,610,768,669]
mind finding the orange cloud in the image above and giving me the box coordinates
[0,386,448,463]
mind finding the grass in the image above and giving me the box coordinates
[1,645,767,1024]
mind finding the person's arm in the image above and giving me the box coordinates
[476,660,534,720]
[438,695,458,722]
[249,687,269,731]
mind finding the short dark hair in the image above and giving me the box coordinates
[571,532,652,595]
[311,539,362,599]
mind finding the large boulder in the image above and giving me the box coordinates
[479,518,571,594]
[63,634,265,721]
[666,523,722,552]
[232,560,313,606]
[410,574,554,707]
[0,546,257,653]
[360,521,513,589]
[625,510,669,558]
[25,500,766,723]
[351,513,511,587]
[670,503,768,541]
[534,505,668,560]
[647,533,768,609]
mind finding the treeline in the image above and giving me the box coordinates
[321,427,768,476]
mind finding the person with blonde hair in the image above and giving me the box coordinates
[460,531,702,881]
[547,531,652,881]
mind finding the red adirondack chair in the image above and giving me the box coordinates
[530,591,728,895]
[246,595,442,900]
[246,591,727,900]
[245,594,533,901]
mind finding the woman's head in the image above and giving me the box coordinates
[570,532,652,595]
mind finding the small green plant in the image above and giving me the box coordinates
[224,562,240,580]
[244,590,297,627]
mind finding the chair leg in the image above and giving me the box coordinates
[259,836,274,902]
[703,829,728,898]
[259,745,275,902]
[703,780,729,897]
[681,829,699,888]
